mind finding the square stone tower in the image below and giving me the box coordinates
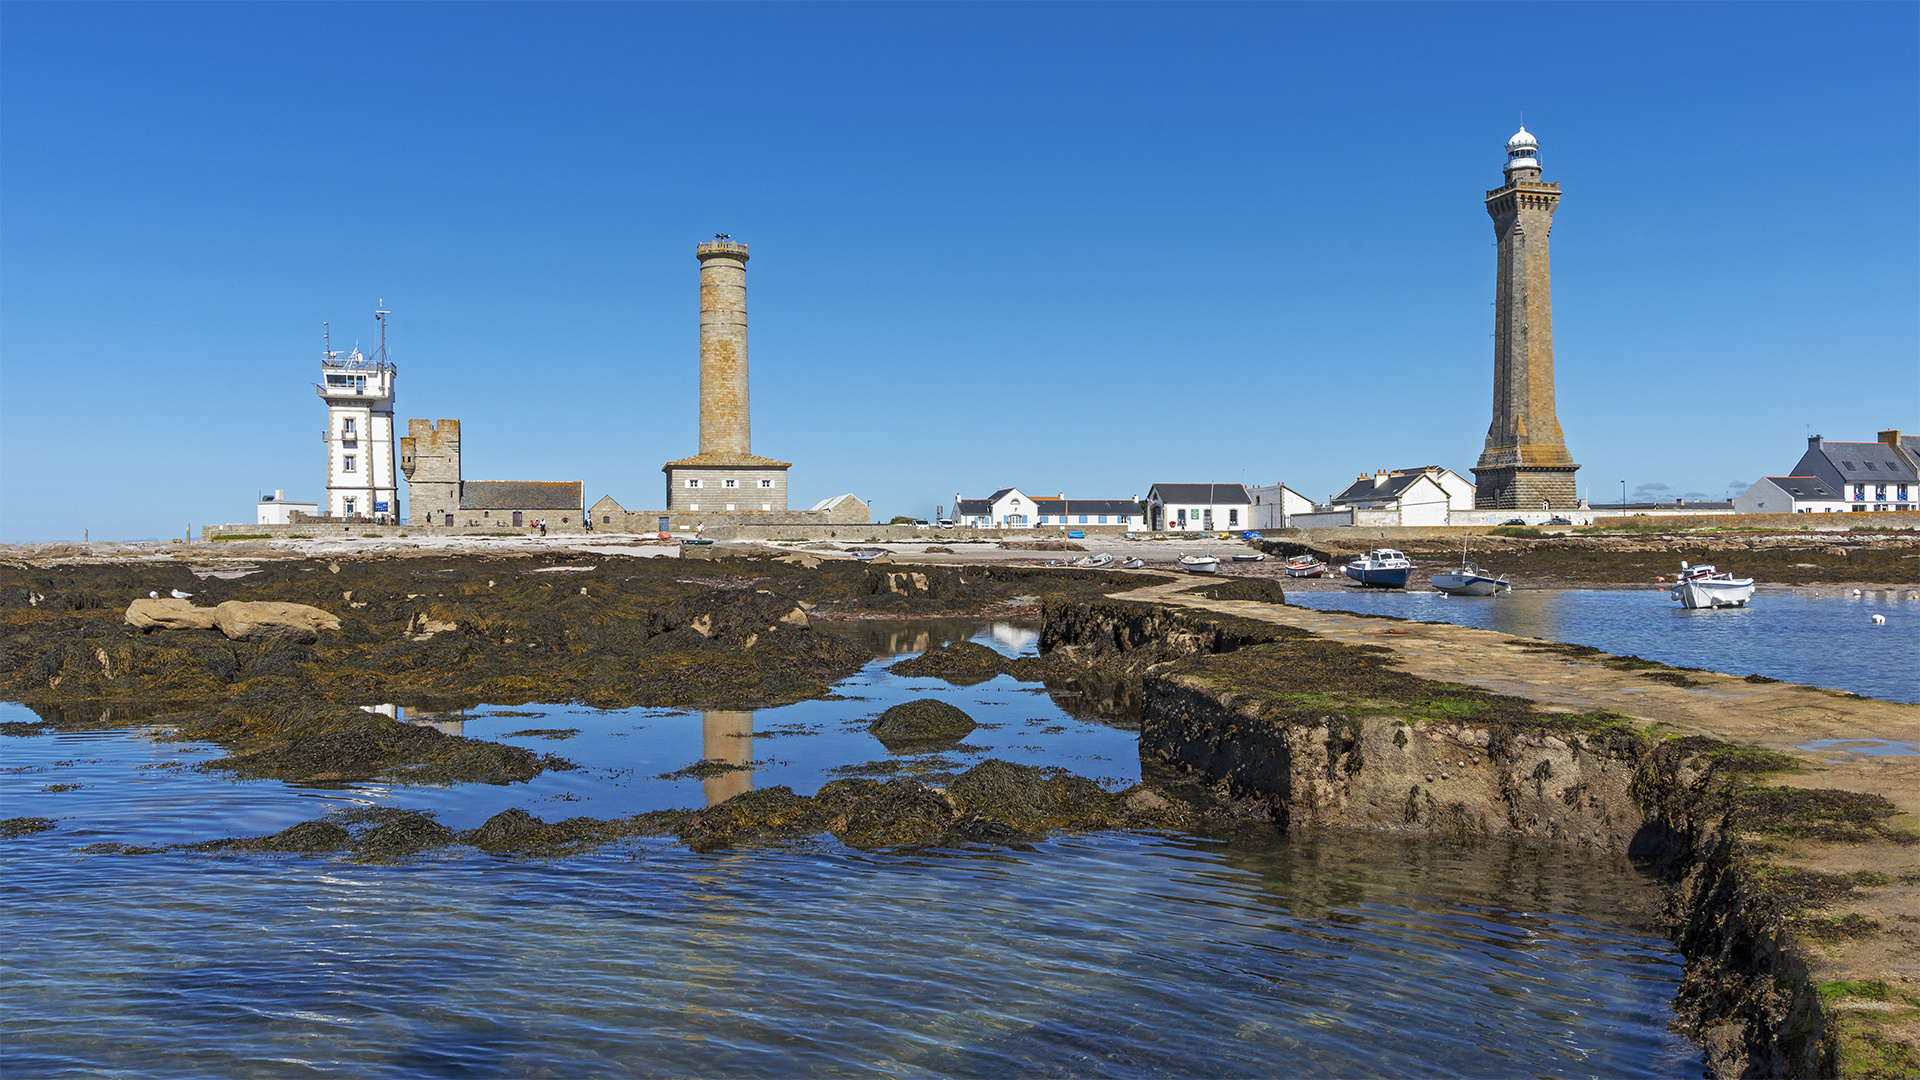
[399,419,461,526]
[662,238,792,512]
[1473,127,1580,511]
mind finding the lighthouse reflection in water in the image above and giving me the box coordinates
[702,710,753,805]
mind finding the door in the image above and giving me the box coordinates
[512,511,523,527]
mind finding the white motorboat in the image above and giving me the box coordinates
[1070,552,1115,569]
[1430,540,1510,596]
[1343,549,1411,588]
[1232,553,1265,562]
[1175,553,1221,574]
[1283,555,1328,578]
[1670,561,1755,609]
[1119,557,1146,569]
[1431,563,1511,597]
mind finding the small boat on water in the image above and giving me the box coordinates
[1670,561,1755,609]
[1231,552,1265,562]
[1430,540,1511,597]
[1119,556,1146,569]
[1070,552,1116,569]
[1343,549,1411,588]
[1283,555,1328,578]
[1431,563,1511,597]
[1175,553,1221,574]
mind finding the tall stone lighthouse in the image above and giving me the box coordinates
[1472,127,1580,511]
[662,239,792,513]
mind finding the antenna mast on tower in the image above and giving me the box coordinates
[374,300,392,365]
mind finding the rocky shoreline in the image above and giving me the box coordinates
[3,542,1916,1076]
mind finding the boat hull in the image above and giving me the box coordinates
[1177,559,1221,575]
[1344,565,1409,588]
[1285,565,1326,578]
[1431,572,1507,597]
[1672,579,1755,609]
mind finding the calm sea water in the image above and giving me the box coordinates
[1287,586,1920,703]
[1,621,1701,1077]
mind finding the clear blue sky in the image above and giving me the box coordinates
[3,2,1915,541]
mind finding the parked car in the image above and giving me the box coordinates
[1499,518,1527,526]
[1067,530,1085,539]
[936,519,955,529]
[912,519,931,527]
[1546,516,1572,526]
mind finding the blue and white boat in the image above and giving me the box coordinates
[1343,549,1412,588]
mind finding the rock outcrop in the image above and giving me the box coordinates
[124,598,220,632]
[212,601,341,644]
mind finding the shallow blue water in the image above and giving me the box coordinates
[1,621,1701,1077]
[1287,586,1920,703]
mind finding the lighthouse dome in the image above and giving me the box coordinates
[1504,126,1540,172]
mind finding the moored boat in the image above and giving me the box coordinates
[1070,552,1116,569]
[1431,562,1511,597]
[1670,561,1755,609]
[1175,553,1221,574]
[1283,555,1327,578]
[1231,553,1265,562]
[1119,556,1146,569]
[1343,549,1411,588]
[1429,539,1509,596]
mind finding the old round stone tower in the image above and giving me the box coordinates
[661,238,792,512]
[1472,127,1580,511]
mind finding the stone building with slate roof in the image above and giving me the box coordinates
[400,419,585,530]
[1327,466,1477,527]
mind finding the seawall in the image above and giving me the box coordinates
[1038,591,1920,1078]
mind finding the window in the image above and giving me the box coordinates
[344,497,356,515]
[1866,462,1878,471]
[760,479,773,488]
[1900,486,1911,501]
[1177,509,1188,523]
[342,418,356,435]
[1844,461,1856,470]
[1119,515,1130,524]
[724,479,737,488]
[1098,515,1108,524]
[343,455,356,472]
[1876,485,1888,501]
[1079,515,1088,524]
[686,479,701,488]
[444,514,453,526]
[602,515,610,524]
[1854,485,1866,500]
[1228,509,1239,526]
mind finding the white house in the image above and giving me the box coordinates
[1144,483,1253,532]
[1327,466,1476,526]
[1786,432,1919,513]
[950,488,1141,529]
[1732,476,1849,515]
[256,489,319,525]
[1248,483,1316,530]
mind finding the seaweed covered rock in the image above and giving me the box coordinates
[946,758,1117,833]
[816,777,958,847]
[165,700,572,785]
[887,641,1008,685]
[868,699,977,750]
[679,785,827,853]
[353,808,456,859]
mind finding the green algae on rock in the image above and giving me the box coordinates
[868,698,977,750]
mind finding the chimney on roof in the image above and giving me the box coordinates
[1879,430,1902,448]
[1373,470,1389,488]
[1809,434,1823,449]
[1058,492,1064,499]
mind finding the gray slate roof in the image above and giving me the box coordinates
[1032,499,1140,516]
[1148,483,1250,505]
[1762,476,1842,500]
[954,499,993,515]
[1795,440,1920,487]
[460,481,584,511]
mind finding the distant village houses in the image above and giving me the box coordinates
[951,488,1141,530]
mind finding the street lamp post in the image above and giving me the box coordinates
[1620,480,1626,511]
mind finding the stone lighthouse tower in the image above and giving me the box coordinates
[662,238,791,513]
[1472,127,1580,510]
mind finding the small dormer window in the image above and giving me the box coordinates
[1844,461,1856,470]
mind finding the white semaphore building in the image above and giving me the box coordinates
[316,309,399,523]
